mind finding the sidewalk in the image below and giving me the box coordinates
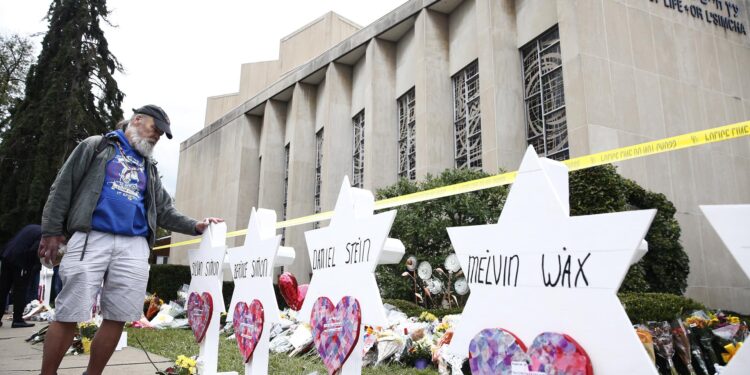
[1,315,173,375]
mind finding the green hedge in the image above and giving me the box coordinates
[618,292,706,323]
[147,265,191,302]
[383,299,462,320]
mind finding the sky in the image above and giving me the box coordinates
[0,0,408,195]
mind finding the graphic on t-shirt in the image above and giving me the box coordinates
[106,153,146,201]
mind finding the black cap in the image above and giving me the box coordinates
[133,104,172,139]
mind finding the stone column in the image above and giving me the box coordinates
[476,0,526,172]
[235,115,262,238]
[320,63,354,211]
[414,9,454,178]
[284,83,318,282]
[364,38,398,191]
[258,100,288,219]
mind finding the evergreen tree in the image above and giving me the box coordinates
[0,0,124,242]
[0,34,34,131]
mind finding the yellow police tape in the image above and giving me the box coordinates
[154,120,750,251]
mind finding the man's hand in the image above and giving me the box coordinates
[38,235,66,265]
[195,217,225,234]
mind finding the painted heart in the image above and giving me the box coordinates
[469,329,593,375]
[233,300,264,363]
[279,272,309,311]
[310,296,362,375]
[187,291,213,343]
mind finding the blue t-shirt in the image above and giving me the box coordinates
[91,130,149,237]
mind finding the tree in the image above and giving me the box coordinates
[375,165,690,303]
[0,34,34,132]
[0,0,124,242]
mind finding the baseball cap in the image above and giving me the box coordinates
[133,104,172,139]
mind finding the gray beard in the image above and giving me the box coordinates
[126,128,155,157]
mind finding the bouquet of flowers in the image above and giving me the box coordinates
[649,321,678,375]
[144,293,164,320]
[685,310,720,373]
[670,319,697,375]
[707,311,748,365]
[402,337,433,369]
[635,325,655,364]
[159,355,197,375]
[77,321,98,354]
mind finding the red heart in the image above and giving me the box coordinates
[310,296,362,375]
[279,272,308,311]
[233,300,264,363]
[187,292,213,343]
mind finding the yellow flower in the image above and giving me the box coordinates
[189,367,196,374]
[729,316,740,325]
[722,342,743,363]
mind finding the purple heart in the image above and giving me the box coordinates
[310,296,362,375]
[469,329,593,375]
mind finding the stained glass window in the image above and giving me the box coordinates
[397,88,416,180]
[521,27,568,160]
[282,144,289,244]
[352,110,365,188]
[452,60,482,169]
[313,129,323,229]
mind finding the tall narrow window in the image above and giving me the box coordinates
[452,60,482,169]
[352,110,365,188]
[313,129,323,229]
[281,144,290,244]
[397,88,416,180]
[521,26,568,160]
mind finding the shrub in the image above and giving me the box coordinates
[618,292,706,323]
[384,299,462,320]
[147,265,191,302]
[570,166,690,294]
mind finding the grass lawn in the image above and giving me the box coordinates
[126,327,439,374]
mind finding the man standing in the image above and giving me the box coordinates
[0,224,41,328]
[38,105,222,375]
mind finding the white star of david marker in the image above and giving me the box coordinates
[225,208,286,375]
[701,204,750,375]
[298,176,398,327]
[187,222,227,314]
[447,146,657,374]
[226,208,282,324]
[186,222,234,375]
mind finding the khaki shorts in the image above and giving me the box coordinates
[55,231,150,322]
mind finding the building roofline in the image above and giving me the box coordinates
[182,0,441,151]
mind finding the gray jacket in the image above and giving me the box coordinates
[41,132,198,247]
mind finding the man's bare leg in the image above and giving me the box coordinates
[41,321,77,375]
[85,319,125,375]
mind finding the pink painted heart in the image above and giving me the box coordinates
[469,329,593,375]
[310,296,362,375]
[233,300,264,363]
[187,291,213,343]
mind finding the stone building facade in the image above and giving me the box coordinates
[174,0,750,313]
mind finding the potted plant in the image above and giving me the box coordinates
[404,338,433,369]
[77,321,98,354]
